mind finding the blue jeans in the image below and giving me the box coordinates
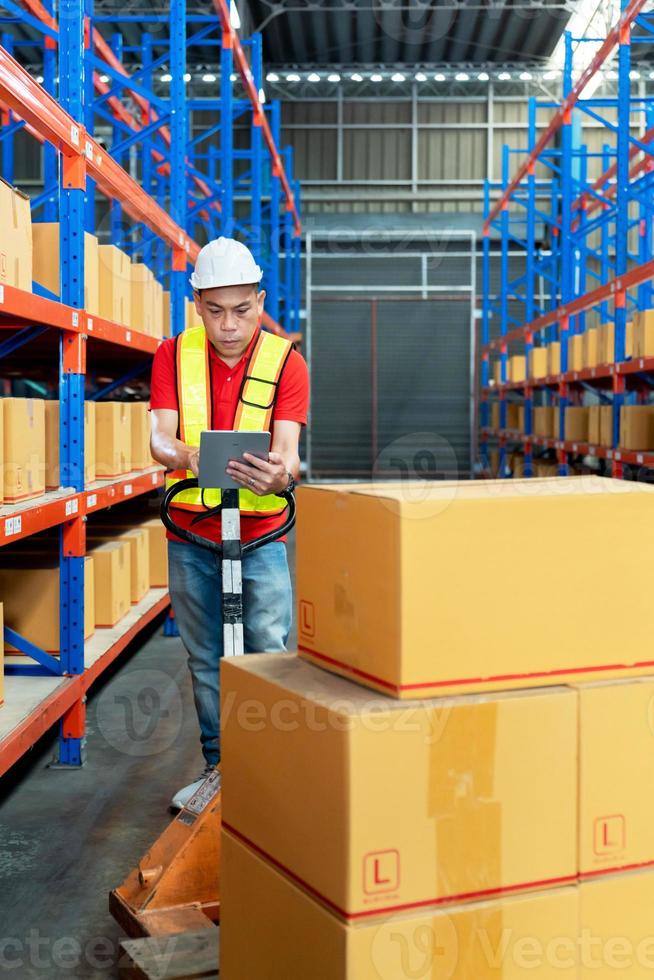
[168,539,292,766]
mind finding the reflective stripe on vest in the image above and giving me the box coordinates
[164,326,292,515]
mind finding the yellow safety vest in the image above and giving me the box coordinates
[165,325,292,515]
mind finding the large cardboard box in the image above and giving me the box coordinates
[533,406,555,438]
[529,347,548,379]
[620,405,654,451]
[598,322,613,364]
[548,341,561,376]
[579,870,654,979]
[506,402,521,430]
[129,262,156,335]
[4,397,45,503]
[508,355,526,383]
[221,830,579,980]
[95,402,131,477]
[88,528,149,603]
[578,679,654,878]
[129,402,151,470]
[98,245,131,325]
[32,222,100,314]
[0,556,94,653]
[0,178,32,292]
[87,541,131,627]
[564,406,589,442]
[222,655,578,916]
[634,309,654,359]
[600,405,613,447]
[570,334,584,372]
[583,328,599,369]
[94,518,167,588]
[588,405,601,446]
[297,478,654,697]
[44,400,96,488]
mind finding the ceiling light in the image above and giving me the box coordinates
[160,73,172,82]
[607,69,618,79]
[328,73,341,82]
[543,70,558,80]
[391,72,405,82]
[183,72,191,82]
[520,71,532,81]
[350,73,363,82]
[630,69,640,80]
[230,72,237,81]
[286,73,301,82]
[477,71,489,81]
[455,72,469,81]
[266,72,279,82]
[202,73,216,83]
[99,74,109,83]
[433,72,446,81]
[36,74,44,84]
[415,71,427,82]
[258,87,266,103]
[307,72,320,82]
[370,72,383,82]
[229,0,241,29]
[649,70,654,80]
[498,71,511,81]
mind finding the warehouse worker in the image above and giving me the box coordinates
[149,237,309,810]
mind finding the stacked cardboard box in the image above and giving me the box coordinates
[619,405,654,451]
[564,406,589,442]
[95,402,131,477]
[570,334,584,372]
[588,404,612,447]
[528,346,548,379]
[86,541,131,627]
[548,340,561,376]
[44,400,96,488]
[508,354,526,383]
[128,402,152,471]
[87,527,149,603]
[94,515,167,588]
[0,178,32,292]
[98,245,131,325]
[506,402,522,430]
[533,405,555,438]
[31,222,100,315]
[583,328,599,369]
[0,556,94,654]
[162,291,171,338]
[633,309,654,358]
[4,397,45,504]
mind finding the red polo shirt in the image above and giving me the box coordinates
[149,328,309,544]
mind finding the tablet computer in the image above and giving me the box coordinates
[198,430,271,490]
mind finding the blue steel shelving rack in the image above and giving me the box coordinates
[479,0,654,482]
[0,0,302,774]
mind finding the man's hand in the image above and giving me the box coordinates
[226,451,289,496]
[186,448,200,477]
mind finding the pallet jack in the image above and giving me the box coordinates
[110,476,296,976]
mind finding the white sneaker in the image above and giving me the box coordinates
[170,764,218,812]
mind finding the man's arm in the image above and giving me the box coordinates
[226,419,301,495]
[150,408,200,477]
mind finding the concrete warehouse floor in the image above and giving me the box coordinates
[0,535,297,979]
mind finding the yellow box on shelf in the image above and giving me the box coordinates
[222,654,577,918]
[569,334,584,372]
[533,405,555,438]
[0,177,32,292]
[221,830,579,980]
[44,400,96,488]
[529,347,548,379]
[583,328,599,369]
[296,478,654,697]
[509,355,526,383]
[548,341,561,376]
[98,244,131,325]
[579,869,654,980]
[4,397,45,503]
[620,405,654,451]
[87,541,131,627]
[564,406,589,442]
[95,402,131,478]
[128,402,152,471]
[0,556,94,653]
[32,222,100,315]
[633,309,654,359]
[88,528,149,603]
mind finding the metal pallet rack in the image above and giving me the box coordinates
[0,0,301,775]
[478,0,654,481]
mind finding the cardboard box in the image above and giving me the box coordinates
[583,328,599,369]
[533,406,555,438]
[296,478,654,697]
[577,679,654,878]
[88,528,149,603]
[185,297,204,330]
[529,347,548,379]
[222,655,577,918]
[600,405,613,447]
[151,279,164,339]
[570,334,584,372]
[4,397,45,503]
[129,402,151,470]
[564,406,589,443]
[98,245,131,325]
[598,322,613,364]
[588,405,601,446]
[32,223,100,314]
[510,452,525,477]
[44,400,96,488]
[579,870,654,979]
[634,309,654,359]
[0,178,32,292]
[620,405,654,451]
[221,830,579,980]
[162,290,171,338]
[0,556,94,653]
[87,541,131,627]
[627,320,634,358]
[94,518,167,588]
[548,341,561,376]
[533,461,559,477]
[509,355,526,383]
[95,402,131,477]
[506,402,521,431]
[129,262,158,336]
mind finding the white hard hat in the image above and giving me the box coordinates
[189,237,263,290]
